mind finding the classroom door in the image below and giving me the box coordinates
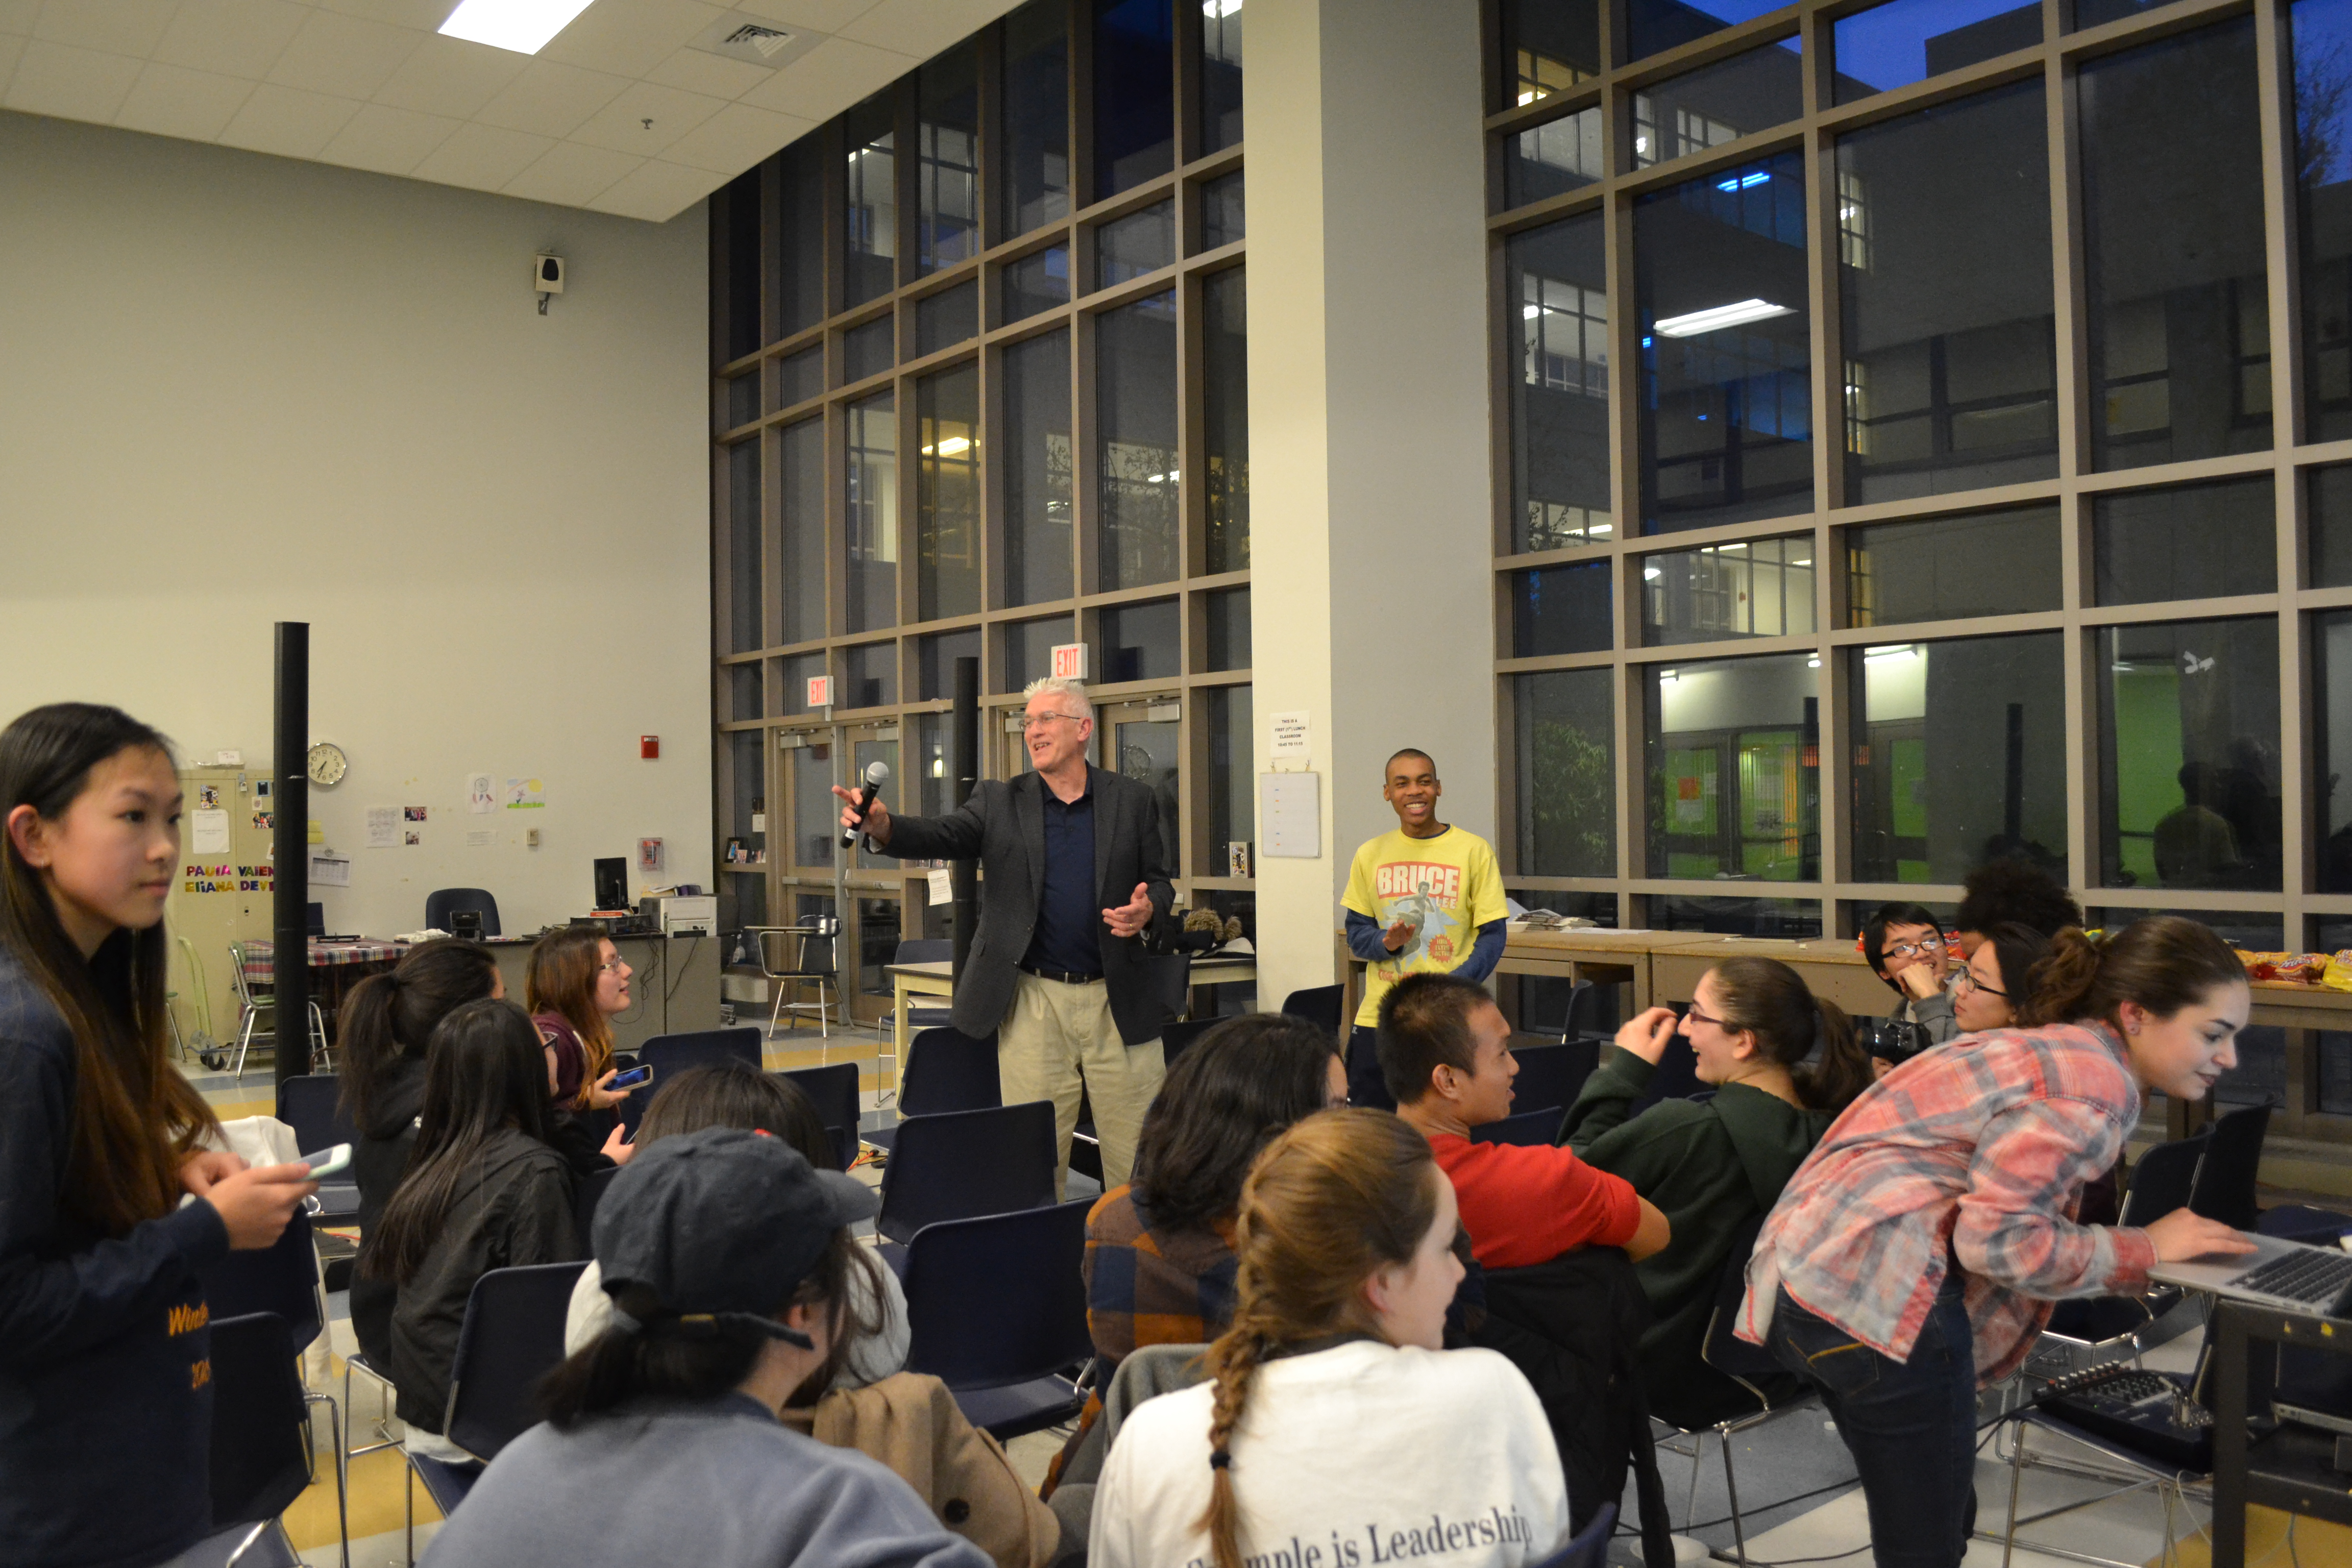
[844,720,904,1021]
[1097,696,1182,877]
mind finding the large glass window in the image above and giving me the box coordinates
[1207,683,1253,866]
[1095,0,1173,200]
[917,44,978,276]
[1202,171,1245,249]
[1202,0,1242,154]
[779,419,826,646]
[1515,668,1615,877]
[1508,210,1611,552]
[1645,653,1819,880]
[842,642,896,709]
[1096,201,1175,289]
[1628,0,1791,63]
[1003,328,1073,606]
[2098,618,2282,891]
[1499,0,1599,109]
[2314,464,2352,589]
[1001,0,1069,238]
[1832,0,2043,103]
[2314,608,2352,891]
[1098,598,1181,682]
[916,282,977,356]
[2298,0,2352,439]
[1097,290,1181,590]
[915,363,980,621]
[1506,107,1603,208]
[2092,478,2277,606]
[1838,83,2056,503]
[1205,587,1250,670]
[917,628,981,701]
[1004,615,1074,693]
[1641,536,1815,646]
[1849,635,2066,884]
[2080,19,2272,471]
[1845,507,2061,626]
[1635,153,1812,533]
[845,394,897,632]
[1512,561,1612,657]
[1632,39,1801,167]
[843,92,897,309]
[1203,268,1249,574]
[1002,246,1071,323]
[728,439,761,653]
[775,139,825,338]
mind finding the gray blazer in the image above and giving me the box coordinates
[875,765,1175,1047]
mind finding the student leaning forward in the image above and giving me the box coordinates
[0,704,316,1568]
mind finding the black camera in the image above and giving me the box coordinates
[1867,1018,1930,1065]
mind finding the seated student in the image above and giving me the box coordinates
[359,997,580,1460]
[1085,1012,1346,1371]
[566,1059,910,1388]
[421,1129,992,1568]
[1090,1108,1573,1568]
[1560,958,1870,1427]
[527,926,642,1146]
[1950,921,2055,1037]
[1739,917,2257,1566]
[336,937,502,1369]
[1381,971,1668,1269]
[1955,858,2084,954]
[1862,901,1957,1056]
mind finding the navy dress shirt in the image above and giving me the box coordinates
[1021,782,1100,977]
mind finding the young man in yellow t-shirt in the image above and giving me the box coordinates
[1339,748,1510,1109]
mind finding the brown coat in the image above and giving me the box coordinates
[781,1371,1059,1568]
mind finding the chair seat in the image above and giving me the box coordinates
[907,1004,954,1026]
[407,1452,481,1517]
[313,1183,360,1218]
[877,1241,908,1279]
[949,1376,1085,1441]
[179,1521,300,1568]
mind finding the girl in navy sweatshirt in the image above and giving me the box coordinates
[0,704,315,1568]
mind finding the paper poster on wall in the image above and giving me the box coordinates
[467,830,493,848]
[404,806,428,823]
[197,786,220,810]
[404,831,421,846]
[1258,773,1322,859]
[927,867,953,906]
[505,778,545,810]
[190,810,230,854]
[638,838,665,873]
[365,807,399,848]
[309,853,351,888]
[1268,712,1311,763]
[468,775,496,813]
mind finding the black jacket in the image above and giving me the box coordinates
[876,765,1175,1046]
[0,943,229,1568]
[386,1126,578,1432]
[348,1050,425,1369]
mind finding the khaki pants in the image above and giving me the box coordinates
[999,971,1164,1193]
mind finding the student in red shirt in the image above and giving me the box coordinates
[1382,973,1668,1269]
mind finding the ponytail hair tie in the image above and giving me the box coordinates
[1209,1450,1232,1470]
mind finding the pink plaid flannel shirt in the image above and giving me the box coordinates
[1736,1020,2161,1387]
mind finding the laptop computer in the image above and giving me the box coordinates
[2149,1232,2352,1318]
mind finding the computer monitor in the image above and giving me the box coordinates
[305,901,325,939]
[593,857,628,912]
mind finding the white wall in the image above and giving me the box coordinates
[0,110,713,939]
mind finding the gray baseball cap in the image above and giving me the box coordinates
[591,1126,879,1346]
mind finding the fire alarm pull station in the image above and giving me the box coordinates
[640,736,659,759]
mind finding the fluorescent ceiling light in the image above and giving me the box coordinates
[1653,299,1794,338]
[439,0,598,55]
[935,435,971,456]
[1204,0,1243,15]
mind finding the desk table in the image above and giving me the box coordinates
[1648,934,1891,1016]
[483,932,721,1055]
[1341,925,1669,1031]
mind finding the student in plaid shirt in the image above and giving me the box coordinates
[1737,917,2257,1567]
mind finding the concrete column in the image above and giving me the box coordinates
[1245,0,1497,1010]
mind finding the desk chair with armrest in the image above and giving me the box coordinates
[201,1311,336,1568]
[750,923,843,1046]
[423,889,501,938]
[224,942,330,1082]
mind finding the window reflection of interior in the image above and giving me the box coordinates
[1523,274,1607,395]
[917,400,979,605]
[1649,658,1819,881]
[919,120,979,270]
[1526,503,1612,548]
[1518,109,1604,185]
[1515,48,1593,106]
[1644,537,1816,642]
[1633,96,1741,166]
[847,135,895,260]
[1837,170,1869,270]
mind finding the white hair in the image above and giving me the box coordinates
[1022,674,1094,720]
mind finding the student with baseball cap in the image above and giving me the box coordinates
[422,1128,990,1568]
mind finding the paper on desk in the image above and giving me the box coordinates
[190,809,230,854]
[365,807,399,848]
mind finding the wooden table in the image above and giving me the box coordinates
[2243,979,2352,1033]
[1648,934,1893,1016]
[884,951,1261,1101]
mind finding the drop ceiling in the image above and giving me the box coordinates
[0,0,1020,222]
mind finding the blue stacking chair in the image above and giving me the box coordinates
[276,1074,359,1218]
[901,1200,1094,1440]
[780,1061,862,1170]
[867,1027,1001,1155]
[1472,1105,1567,1146]
[1159,1016,1218,1070]
[202,1311,330,1568]
[1530,1503,1616,1568]
[877,1100,1059,1252]
[617,1027,764,1138]
[1279,985,1343,1035]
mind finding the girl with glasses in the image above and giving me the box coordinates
[527,927,643,1153]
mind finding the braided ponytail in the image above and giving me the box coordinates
[1190,1109,1439,1568]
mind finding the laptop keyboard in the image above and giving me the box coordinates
[2231,1247,2352,1306]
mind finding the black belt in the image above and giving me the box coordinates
[1018,962,1103,985]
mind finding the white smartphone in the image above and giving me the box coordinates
[300,1143,352,1180]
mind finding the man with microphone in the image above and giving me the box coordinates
[834,675,1173,1191]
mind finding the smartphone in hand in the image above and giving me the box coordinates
[299,1143,352,1180]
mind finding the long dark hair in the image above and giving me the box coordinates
[2019,917,2246,1031]
[1,703,215,1236]
[1708,957,1872,1114]
[634,1060,832,1169]
[359,998,555,1286]
[527,928,612,1108]
[336,939,498,1128]
[1976,921,2055,1021]
[1131,1013,1341,1234]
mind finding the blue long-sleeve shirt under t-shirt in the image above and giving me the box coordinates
[1346,909,1509,982]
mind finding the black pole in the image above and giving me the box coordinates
[273,624,310,1089]
[949,656,979,984]
[2004,701,2025,848]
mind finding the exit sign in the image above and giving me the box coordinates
[806,675,832,708]
[1050,643,1088,680]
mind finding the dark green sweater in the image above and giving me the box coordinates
[1562,1050,1832,1429]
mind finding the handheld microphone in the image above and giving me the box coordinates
[841,761,890,847]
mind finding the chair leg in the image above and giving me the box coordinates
[768,976,789,1039]
[2001,1418,2028,1568]
[1718,1422,1748,1568]
[222,1521,273,1568]
[1682,1429,1704,1531]
[406,1459,415,1567]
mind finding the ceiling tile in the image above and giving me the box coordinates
[34,0,177,57]
[311,0,457,26]
[566,78,724,156]
[265,8,425,101]
[501,138,641,205]
[729,0,879,31]
[152,0,308,82]
[473,58,631,137]
[0,1,38,36]
[216,80,364,158]
[586,156,730,222]
[538,0,722,80]
[114,61,257,139]
[737,34,911,117]
[369,33,527,118]
[410,118,554,190]
[660,99,807,173]
[3,39,143,122]
[835,0,1011,53]
[317,100,460,174]
[643,44,773,101]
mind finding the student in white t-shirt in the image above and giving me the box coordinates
[1089,1108,1572,1568]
